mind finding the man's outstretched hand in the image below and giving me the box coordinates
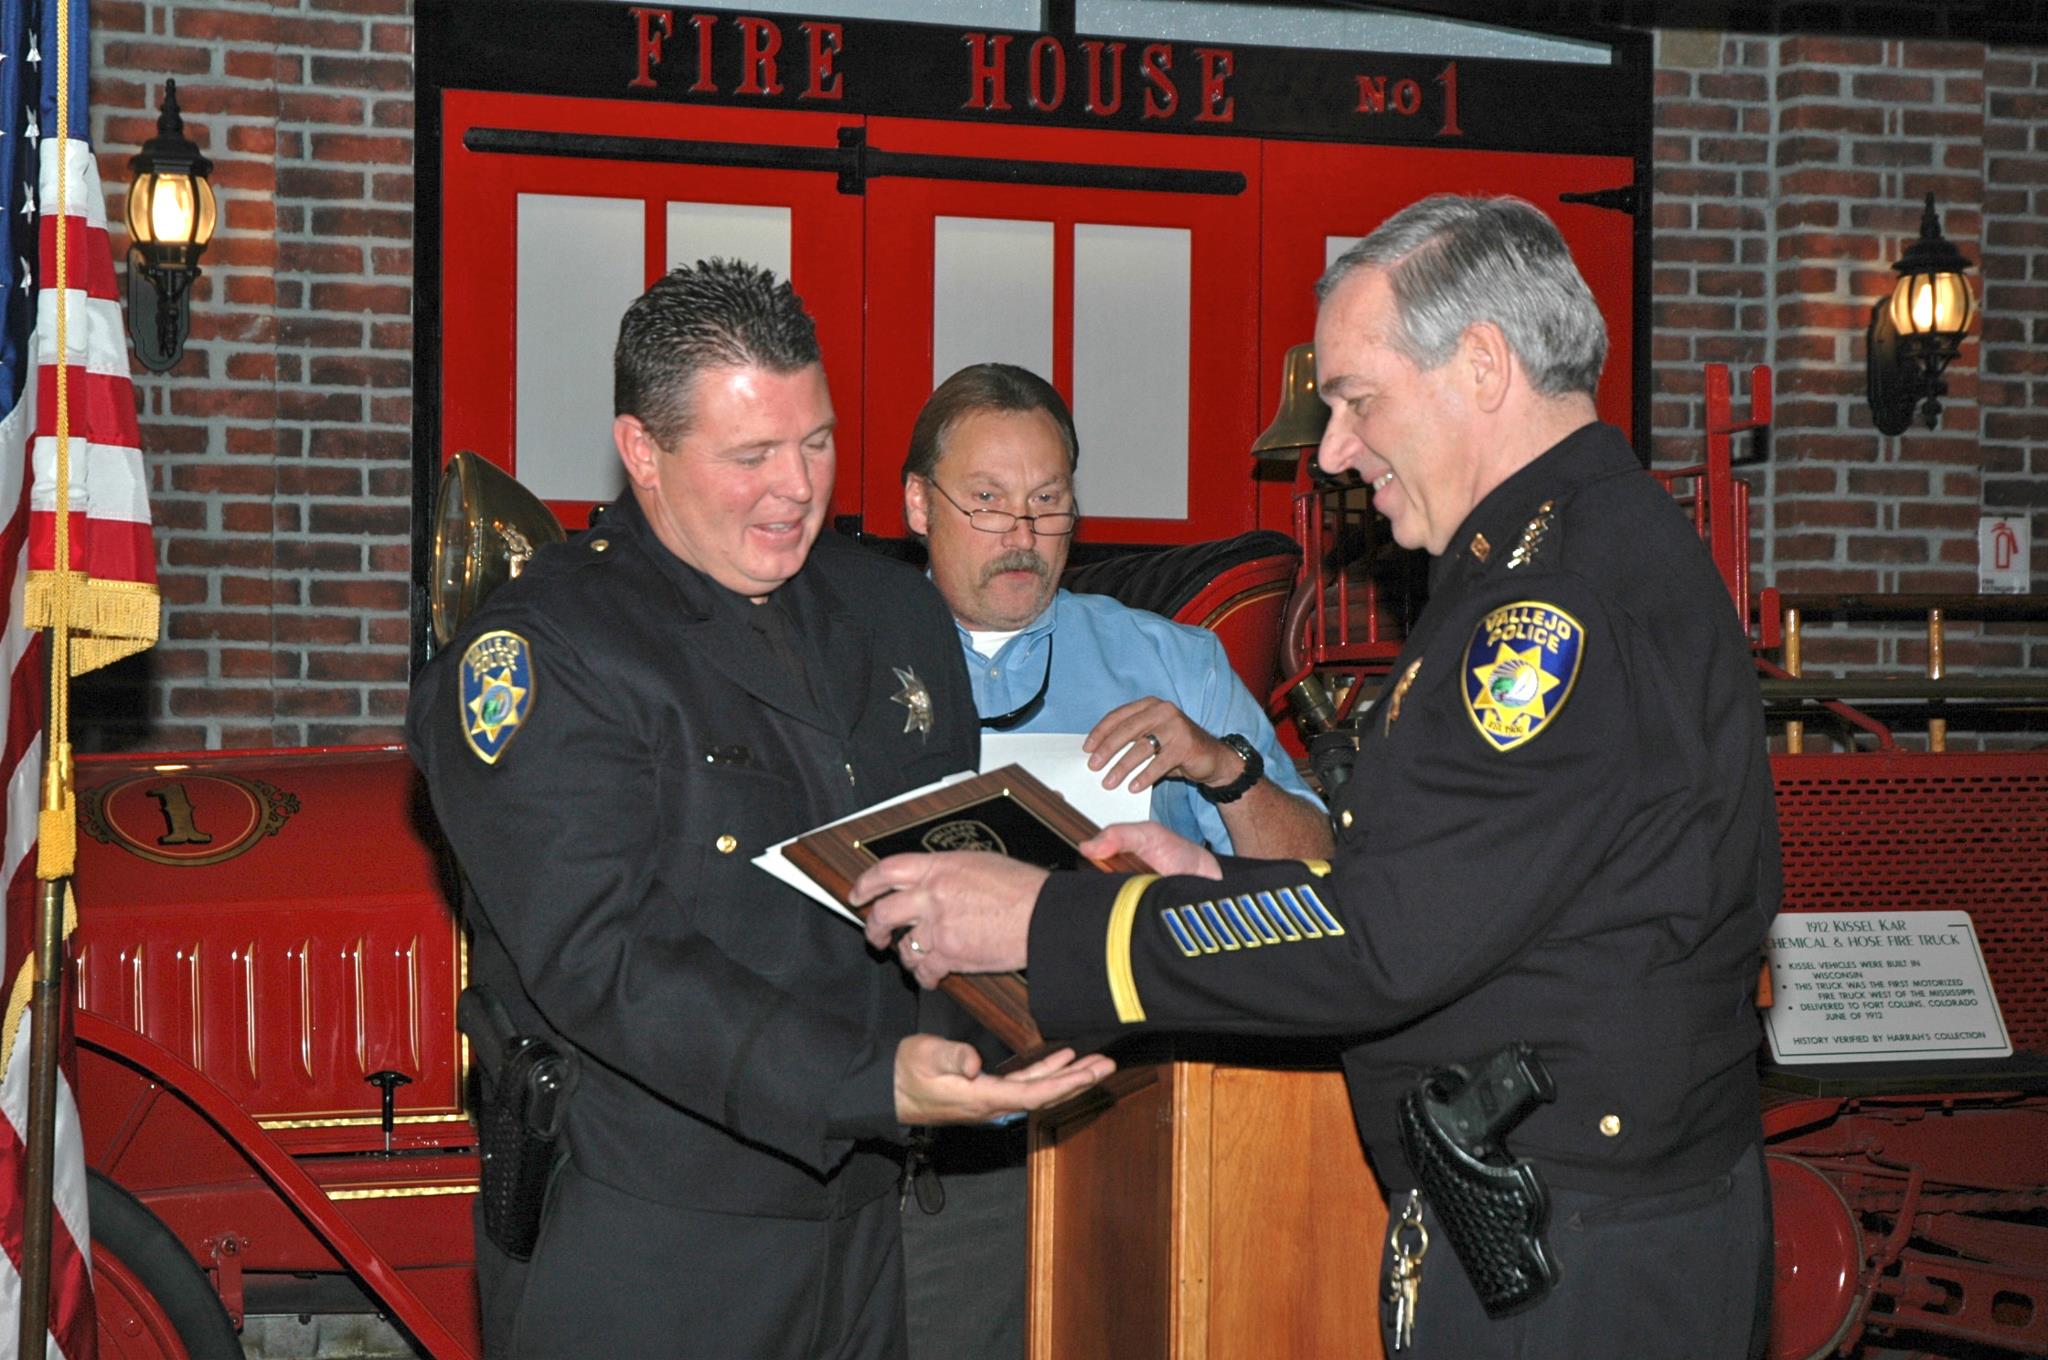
[1077,821,1222,880]
[894,1034,1115,1124]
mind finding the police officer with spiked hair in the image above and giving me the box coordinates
[409,259,1112,1359]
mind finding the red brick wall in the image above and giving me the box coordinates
[87,0,414,750]
[1652,27,2045,704]
[1981,44,2048,618]
[80,4,2044,751]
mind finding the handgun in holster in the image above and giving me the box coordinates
[459,986,577,1262]
[1395,1041,1561,1317]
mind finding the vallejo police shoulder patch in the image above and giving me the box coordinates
[1462,601,1585,753]
[460,629,535,765]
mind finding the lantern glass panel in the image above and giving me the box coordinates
[1888,270,1973,339]
[1942,271,1974,336]
[193,176,217,247]
[126,170,156,244]
[147,172,198,247]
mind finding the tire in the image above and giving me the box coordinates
[88,1170,243,1360]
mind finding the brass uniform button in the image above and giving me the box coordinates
[715,834,738,854]
[1340,810,1355,829]
[592,539,610,553]
[1599,1114,1622,1137]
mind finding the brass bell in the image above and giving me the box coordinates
[430,451,567,645]
[1251,342,1330,462]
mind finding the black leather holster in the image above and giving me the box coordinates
[1395,1043,1561,1317]
[460,986,577,1262]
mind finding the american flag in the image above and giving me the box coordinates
[2,0,160,1353]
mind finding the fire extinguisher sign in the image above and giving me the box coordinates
[1978,515,2032,594]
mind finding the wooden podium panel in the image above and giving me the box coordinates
[1029,1060,1387,1360]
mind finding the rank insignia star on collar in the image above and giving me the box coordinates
[1385,658,1423,736]
[891,665,934,739]
[459,629,535,764]
[1506,501,1557,571]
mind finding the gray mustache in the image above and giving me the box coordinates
[981,551,1049,584]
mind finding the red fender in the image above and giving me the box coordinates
[1765,1153,1865,1360]
[78,1011,477,1360]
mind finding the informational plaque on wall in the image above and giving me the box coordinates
[769,764,1150,1065]
[1763,910,2011,1064]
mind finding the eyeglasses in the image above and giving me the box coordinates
[927,479,1078,537]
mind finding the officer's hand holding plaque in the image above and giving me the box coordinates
[785,763,1151,1065]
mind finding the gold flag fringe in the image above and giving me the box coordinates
[24,572,161,674]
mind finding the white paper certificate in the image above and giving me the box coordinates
[977,732,1150,833]
[751,738,1152,926]
[752,769,979,925]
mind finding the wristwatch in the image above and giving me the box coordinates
[1198,733,1264,805]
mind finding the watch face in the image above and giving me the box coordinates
[1204,734,1262,804]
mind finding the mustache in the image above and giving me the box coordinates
[981,550,1050,585]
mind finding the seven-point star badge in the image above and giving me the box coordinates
[891,665,933,739]
[468,669,527,743]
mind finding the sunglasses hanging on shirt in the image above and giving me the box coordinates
[979,638,1054,731]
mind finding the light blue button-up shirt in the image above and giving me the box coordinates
[962,589,1320,853]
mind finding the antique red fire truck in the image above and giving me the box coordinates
[68,4,2047,1358]
[73,382,2048,1360]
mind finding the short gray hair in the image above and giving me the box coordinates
[1317,195,1607,399]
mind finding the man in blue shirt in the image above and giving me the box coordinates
[905,362,1329,857]
[897,363,1330,1359]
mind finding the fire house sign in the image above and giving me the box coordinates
[421,0,1646,156]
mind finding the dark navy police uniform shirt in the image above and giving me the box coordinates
[408,496,979,1219]
[1026,423,1782,1197]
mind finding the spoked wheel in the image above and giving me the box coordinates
[89,1171,242,1360]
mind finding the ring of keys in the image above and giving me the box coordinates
[1385,1189,1430,1351]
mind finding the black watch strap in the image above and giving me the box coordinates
[1198,733,1263,805]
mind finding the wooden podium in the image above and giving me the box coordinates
[782,774,1389,1353]
[1028,1054,1388,1359]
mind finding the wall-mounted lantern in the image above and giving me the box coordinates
[1866,193,1976,436]
[126,79,217,372]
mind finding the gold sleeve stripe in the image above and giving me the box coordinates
[1237,894,1281,943]
[1220,896,1264,946]
[1258,890,1302,941]
[1294,884,1346,936]
[1107,874,1159,1023]
[1303,859,1333,877]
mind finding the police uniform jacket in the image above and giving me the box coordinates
[407,495,978,1219]
[1027,423,1781,1196]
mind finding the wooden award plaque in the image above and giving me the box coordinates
[784,764,1150,1062]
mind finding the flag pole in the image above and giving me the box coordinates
[15,878,67,1359]
[17,0,84,1346]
